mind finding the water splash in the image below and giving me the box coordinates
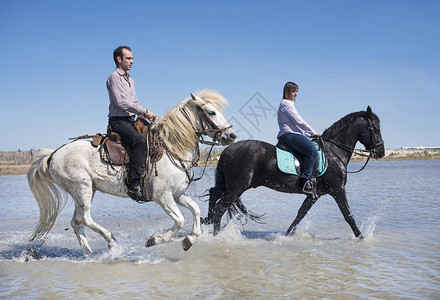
[361,197,390,238]
[95,243,125,262]
[360,214,379,238]
[271,231,315,244]
[216,220,246,243]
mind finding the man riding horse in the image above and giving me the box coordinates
[107,46,157,201]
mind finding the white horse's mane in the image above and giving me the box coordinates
[157,89,228,158]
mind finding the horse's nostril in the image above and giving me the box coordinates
[230,133,237,140]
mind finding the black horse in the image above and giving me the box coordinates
[202,106,385,238]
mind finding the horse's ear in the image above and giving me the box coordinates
[190,93,196,100]
[367,106,373,117]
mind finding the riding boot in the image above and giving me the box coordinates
[126,146,149,202]
[125,177,143,201]
[125,160,150,202]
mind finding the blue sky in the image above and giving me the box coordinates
[1,0,439,151]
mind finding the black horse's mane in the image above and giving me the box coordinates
[322,110,371,139]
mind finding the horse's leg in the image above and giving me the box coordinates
[71,209,93,258]
[82,207,118,248]
[201,187,221,225]
[211,191,241,235]
[286,195,319,236]
[70,183,117,257]
[146,192,185,248]
[176,193,201,251]
[332,189,364,238]
[71,190,97,256]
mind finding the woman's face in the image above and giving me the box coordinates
[288,89,298,100]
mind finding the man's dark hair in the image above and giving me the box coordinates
[113,46,131,66]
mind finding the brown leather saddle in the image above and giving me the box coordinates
[91,116,163,167]
[99,126,129,165]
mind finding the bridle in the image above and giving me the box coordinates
[166,104,232,183]
[322,118,383,173]
[195,106,233,146]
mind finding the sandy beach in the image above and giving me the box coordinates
[0,164,31,176]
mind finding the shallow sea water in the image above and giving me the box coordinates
[0,160,439,299]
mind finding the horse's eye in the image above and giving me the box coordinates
[208,111,216,116]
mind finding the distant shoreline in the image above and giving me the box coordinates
[350,156,440,162]
[0,164,31,176]
[1,152,439,176]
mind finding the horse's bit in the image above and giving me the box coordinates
[195,105,233,146]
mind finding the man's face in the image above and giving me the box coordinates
[117,49,133,72]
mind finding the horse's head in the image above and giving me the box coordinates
[358,106,385,159]
[190,91,237,145]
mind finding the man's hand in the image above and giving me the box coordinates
[144,109,157,122]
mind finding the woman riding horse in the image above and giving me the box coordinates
[277,82,320,194]
[203,106,385,237]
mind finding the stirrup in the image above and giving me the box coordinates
[302,180,313,194]
[297,177,317,199]
[127,187,151,203]
[126,179,151,203]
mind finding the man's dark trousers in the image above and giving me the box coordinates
[109,116,147,185]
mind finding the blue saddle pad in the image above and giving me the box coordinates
[276,141,328,177]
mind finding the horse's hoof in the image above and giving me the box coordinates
[200,217,212,225]
[110,234,118,243]
[358,234,365,240]
[21,246,41,262]
[108,240,118,249]
[213,225,221,236]
[286,227,297,236]
[182,237,193,251]
[146,236,157,247]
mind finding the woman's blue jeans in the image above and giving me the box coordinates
[279,133,317,180]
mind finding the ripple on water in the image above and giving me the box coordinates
[1,161,439,298]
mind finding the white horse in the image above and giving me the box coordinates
[27,90,236,257]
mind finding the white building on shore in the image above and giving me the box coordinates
[400,147,440,152]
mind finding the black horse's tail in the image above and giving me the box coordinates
[202,154,265,225]
[226,197,266,224]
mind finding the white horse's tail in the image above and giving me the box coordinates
[27,149,67,241]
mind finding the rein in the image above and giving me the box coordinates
[321,137,372,173]
[321,119,382,174]
[164,142,200,181]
